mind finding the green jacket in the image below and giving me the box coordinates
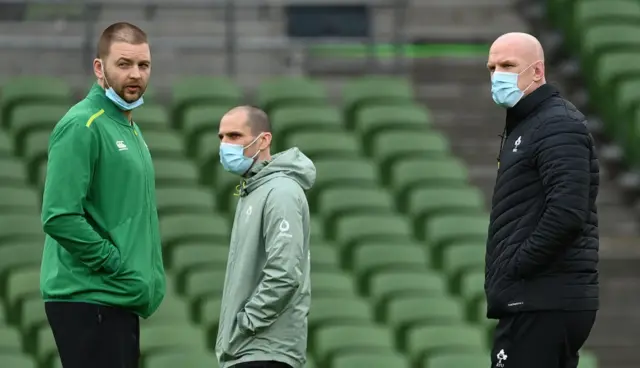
[216,148,315,368]
[40,83,165,318]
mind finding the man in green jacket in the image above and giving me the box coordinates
[216,106,315,368]
[40,22,165,368]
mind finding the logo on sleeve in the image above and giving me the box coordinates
[277,220,292,238]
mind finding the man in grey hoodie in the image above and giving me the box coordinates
[215,106,315,368]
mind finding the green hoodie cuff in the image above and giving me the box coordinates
[101,246,122,274]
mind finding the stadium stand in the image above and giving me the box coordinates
[0,0,618,367]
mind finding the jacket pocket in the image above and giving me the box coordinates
[225,312,255,356]
[102,213,152,308]
[487,275,525,317]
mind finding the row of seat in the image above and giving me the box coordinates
[0,73,598,367]
[547,0,640,168]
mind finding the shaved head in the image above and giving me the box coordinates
[219,105,272,161]
[487,32,546,96]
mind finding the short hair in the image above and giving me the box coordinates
[96,22,148,59]
[245,106,272,134]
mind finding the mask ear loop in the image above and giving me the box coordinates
[99,59,112,90]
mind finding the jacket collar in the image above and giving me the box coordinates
[86,83,131,126]
[505,83,559,133]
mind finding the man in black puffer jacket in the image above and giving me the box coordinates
[485,32,599,368]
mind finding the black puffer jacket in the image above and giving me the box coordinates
[485,84,599,319]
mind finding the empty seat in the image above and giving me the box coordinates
[0,353,36,368]
[406,324,486,361]
[23,130,50,181]
[356,104,432,145]
[0,130,14,157]
[144,351,220,368]
[384,295,465,333]
[171,76,242,129]
[310,242,340,271]
[424,214,489,251]
[198,295,222,330]
[6,267,40,312]
[141,295,190,326]
[368,269,448,308]
[0,326,24,352]
[182,268,226,299]
[0,157,29,187]
[0,241,42,285]
[309,296,373,331]
[311,270,357,297]
[154,157,200,187]
[284,131,361,159]
[155,187,215,216]
[0,214,43,243]
[460,270,485,310]
[351,243,430,290]
[142,130,186,158]
[313,158,379,194]
[0,187,40,213]
[20,296,47,335]
[313,324,395,364]
[10,103,68,156]
[405,187,485,219]
[372,131,449,173]
[134,104,171,131]
[333,351,410,368]
[442,243,485,283]
[159,213,230,250]
[0,76,72,126]
[271,106,344,139]
[257,77,328,112]
[317,187,395,222]
[390,157,469,195]
[343,76,415,124]
[334,214,413,251]
[140,324,207,354]
[183,105,230,158]
[425,352,490,368]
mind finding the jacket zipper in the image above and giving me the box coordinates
[132,126,156,309]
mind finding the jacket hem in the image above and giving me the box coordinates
[220,353,303,368]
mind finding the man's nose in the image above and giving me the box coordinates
[128,66,141,79]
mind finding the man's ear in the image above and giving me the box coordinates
[93,58,104,80]
[260,133,272,151]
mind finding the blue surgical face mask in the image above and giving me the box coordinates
[100,60,144,111]
[491,63,536,108]
[219,134,263,176]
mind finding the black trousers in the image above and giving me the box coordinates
[490,310,596,368]
[45,302,140,368]
[232,362,292,368]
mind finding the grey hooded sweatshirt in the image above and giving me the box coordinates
[216,148,316,368]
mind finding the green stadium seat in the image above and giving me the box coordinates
[284,131,362,159]
[580,25,640,72]
[171,243,228,275]
[312,157,380,196]
[0,157,29,187]
[271,106,344,139]
[579,350,599,368]
[405,187,485,221]
[195,131,221,185]
[425,352,490,368]
[311,270,357,297]
[141,295,190,326]
[20,295,47,337]
[0,187,40,214]
[0,214,43,243]
[140,324,207,354]
[0,326,24,352]
[24,2,83,20]
[372,131,449,175]
[36,160,47,190]
[442,243,485,290]
[389,157,469,196]
[0,353,36,368]
[309,296,373,332]
[134,104,171,131]
[351,243,430,291]
[0,76,72,126]
[198,295,222,332]
[9,103,67,156]
[142,130,185,158]
[317,187,395,223]
[0,130,14,157]
[310,242,340,271]
[424,214,489,253]
[36,325,57,365]
[356,105,431,145]
[0,303,6,324]
[155,187,215,217]
[592,52,640,127]
[257,77,328,112]
[0,241,42,288]
[333,214,413,252]
[171,77,242,129]
[23,130,50,181]
[368,270,448,309]
[405,324,486,362]
[333,352,410,368]
[313,324,395,365]
[159,213,230,251]
[144,351,219,368]
[183,105,230,158]
[343,76,415,125]
[6,266,40,315]
[153,158,200,188]
[460,270,485,320]
[385,295,466,340]
[213,165,242,211]
[181,268,226,300]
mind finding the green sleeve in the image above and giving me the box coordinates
[41,118,121,273]
[238,185,306,333]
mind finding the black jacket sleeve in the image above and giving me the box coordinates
[511,119,592,278]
